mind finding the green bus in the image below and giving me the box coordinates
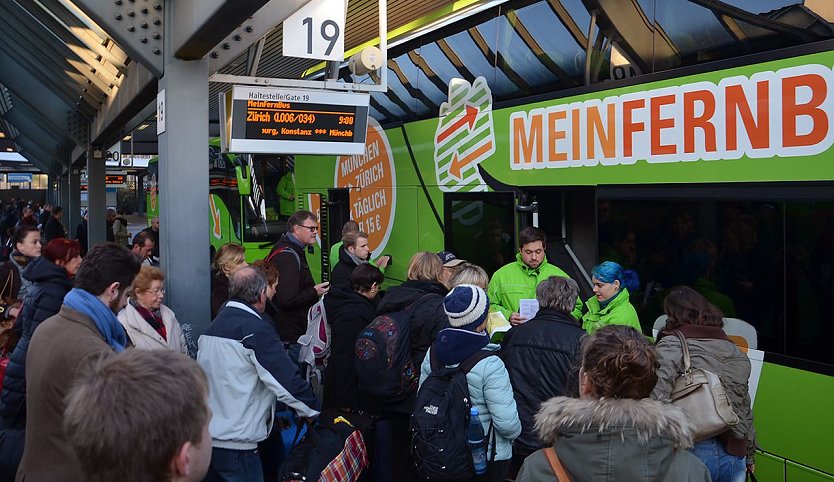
[145,139,293,263]
[292,47,834,481]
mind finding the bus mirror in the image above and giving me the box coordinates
[236,165,251,196]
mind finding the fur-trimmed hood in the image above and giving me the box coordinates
[535,396,694,448]
[515,397,709,482]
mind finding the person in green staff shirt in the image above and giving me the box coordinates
[488,226,583,325]
[276,159,296,218]
[582,261,642,334]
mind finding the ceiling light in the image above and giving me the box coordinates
[0,132,5,138]
[5,148,13,152]
[123,135,132,141]
[137,123,150,131]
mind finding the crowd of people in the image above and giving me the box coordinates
[0,206,756,482]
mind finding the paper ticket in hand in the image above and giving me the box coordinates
[519,299,539,321]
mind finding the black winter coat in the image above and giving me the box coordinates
[42,217,65,243]
[376,279,448,368]
[268,234,318,343]
[330,246,360,292]
[322,287,377,410]
[210,269,229,320]
[0,256,72,427]
[500,308,585,454]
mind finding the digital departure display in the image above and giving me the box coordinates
[225,86,369,155]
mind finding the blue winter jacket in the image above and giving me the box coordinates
[419,343,521,461]
[0,256,72,426]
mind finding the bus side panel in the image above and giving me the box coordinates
[754,362,834,475]
[757,452,786,482]
[787,461,834,482]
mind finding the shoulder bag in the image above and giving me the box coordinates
[543,447,572,482]
[670,330,739,441]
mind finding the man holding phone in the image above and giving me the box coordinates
[267,210,329,363]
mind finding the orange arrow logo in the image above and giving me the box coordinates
[448,140,493,180]
[209,195,222,239]
[436,104,479,143]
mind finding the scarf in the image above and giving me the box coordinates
[10,252,32,271]
[286,233,304,249]
[63,288,127,352]
[345,249,368,267]
[129,299,167,341]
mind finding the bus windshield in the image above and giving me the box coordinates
[240,154,293,244]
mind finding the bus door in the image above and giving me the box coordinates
[443,191,517,278]
[517,187,596,299]
[324,188,350,275]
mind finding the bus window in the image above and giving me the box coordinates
[597,191,834,368]
[443,192,516,277]
[240,155,292,243]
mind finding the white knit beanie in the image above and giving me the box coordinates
[444,284,489,331]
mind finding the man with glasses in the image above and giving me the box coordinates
[267,210,329,363]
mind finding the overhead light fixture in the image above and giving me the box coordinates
[123,135,132,141]
[5,148,13,152]
[0,132,5,138]
[137,123,150,131]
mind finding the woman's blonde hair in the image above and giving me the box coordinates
[131,266,164,298]
[213,243,246,275]
[449,263,489,289]
[406,251,443,283]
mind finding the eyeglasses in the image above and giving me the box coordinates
[299,225,318,232]
[146,288,165,296]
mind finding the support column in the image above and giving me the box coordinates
[87,152,107,246]
[59,173,70,217]
[159,3,210,354]
[67,168,81,242]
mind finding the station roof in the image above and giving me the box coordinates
[0,0,832,174]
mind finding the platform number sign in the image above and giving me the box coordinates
[283,0,346,62]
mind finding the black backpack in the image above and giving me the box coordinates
[410,348,496,481]
[354,310,419,407]
[279,415,368,482]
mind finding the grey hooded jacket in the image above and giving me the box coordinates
[516,397,710,482]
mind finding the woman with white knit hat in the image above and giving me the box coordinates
[418,284,521,481]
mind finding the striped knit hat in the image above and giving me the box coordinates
[444,284,489,331]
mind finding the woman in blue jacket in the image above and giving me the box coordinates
[419,284,521,481]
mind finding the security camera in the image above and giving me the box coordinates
[348,46,383,76]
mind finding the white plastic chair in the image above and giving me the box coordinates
[652,314,757,351]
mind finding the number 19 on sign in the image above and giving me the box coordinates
[283,0,346,62]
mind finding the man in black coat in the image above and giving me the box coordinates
[267,210,329,356]
[500,275,585,468]
[330,231,369,291]
[42,206,65,243]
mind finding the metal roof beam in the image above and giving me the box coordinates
[0,2,114,96]
[14,132,58,169]
[2,109,68,155]
[172,0,270,60]
[206,0,308,74]
[90,60,156,147]
[66,0,164,75]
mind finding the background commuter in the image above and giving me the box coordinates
[0,239,80,479]
[118,266,187,353]
[199,266,319,482]
[437,250,466,288]
[105,208,116,243]
[488,226,582,325]
[9,225,41,300]
[582,261,642,334]
[0,206,19,246]
[268,210,329,361]
[323,263,384,410]
[330,220,389,276]
[113,210,130,247]
[130,232,156,267]
[64,349,212,482]
[14,208,36,229]
[501,276,585,470]
[652,287,755,482]
[35,204,50,229]
[17,242,141,481]
[419,284,521,481]
[330,230,369,291]
[516,325,710,482]
[42,206,65,243]
[140,217,161,264]
[210,243,248,319]
[75,211,88,256]
[377,251,449,369]
[449,262,489,289]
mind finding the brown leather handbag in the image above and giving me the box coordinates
[670,330,739,441]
